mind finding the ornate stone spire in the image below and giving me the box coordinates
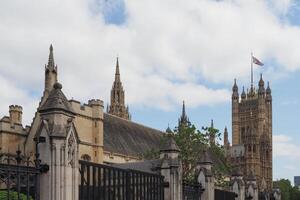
[178,101,189,127]
[47,44,55,70]
[241,86,246,100]
[232,79,239,100]
[44,44,58,96]
[258,74,265,96]
[108,58,130,120]
[115,57,120,82]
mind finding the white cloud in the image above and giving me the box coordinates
[0,0,300,125]
[273,134,300,159]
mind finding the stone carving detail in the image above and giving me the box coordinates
[67,132,75,167]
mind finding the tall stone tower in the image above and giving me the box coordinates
[230,74,272,192]
[108,58,131,120]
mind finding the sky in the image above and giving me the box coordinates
[0,0,300,184]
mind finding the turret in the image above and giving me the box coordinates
[241,86,246,100]
[258,74,265,96]
[88,99,104,118]
[44,44,58,96]
[232,79,239,145]
[232,79,239,101]
[9,105,23,125]
[266,82,272,102]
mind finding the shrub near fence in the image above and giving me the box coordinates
[0,190,33,200]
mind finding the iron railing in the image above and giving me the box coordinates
[215,188,237,200]
[79,160,165,200]
[0,150,40,200]
[182,181,204,200]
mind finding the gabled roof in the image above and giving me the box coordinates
[160,135,180,152]
[103,113,163,158]
[39,83,74,114]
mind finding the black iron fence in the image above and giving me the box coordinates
[0,150,42,200]
[214,189,237,200]
[182,181,204,200]
[79,160,165,200]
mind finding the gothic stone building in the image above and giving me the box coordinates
[0,45,163,165]
[224,76,272,192]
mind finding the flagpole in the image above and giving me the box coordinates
[251,52,253,88]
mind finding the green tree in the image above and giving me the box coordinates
[274,179,300,200]
[142,122,231,184]
[173,123,208,181]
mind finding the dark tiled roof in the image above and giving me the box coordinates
[111,159,162,174]
[39,83,74,114]
[160,135,180,152]
[103,113,163,157]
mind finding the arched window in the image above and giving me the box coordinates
[248,145,251,152]
[81,154,91,162]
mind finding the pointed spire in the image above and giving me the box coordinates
[232,79,238,91]
[44,44,58,96]
[266,82,271,94]
[182,100,186,117]
[259,73,264,87]
[241,86,246,99]
[232,79,239,100]
[114,57,120,82]
[47,44,55,70]
[211,119,214,128]
[178,101,189,127]
[108,57,130,120]
[258,74,265,96]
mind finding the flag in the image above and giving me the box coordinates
[252,56,264,66]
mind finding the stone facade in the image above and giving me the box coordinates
[229,76,273,192]
[0,45,164,165]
